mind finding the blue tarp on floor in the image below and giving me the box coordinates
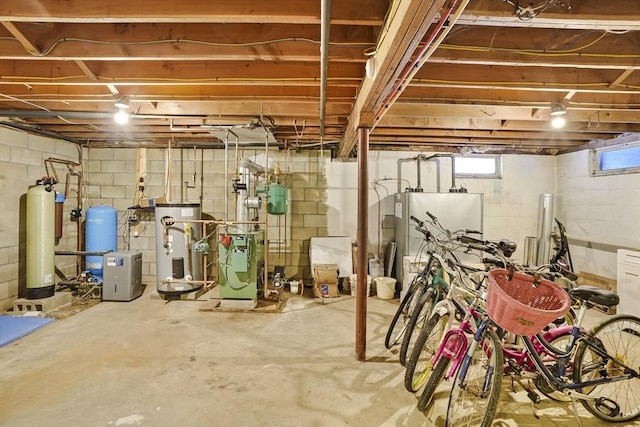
[0,315,54,347]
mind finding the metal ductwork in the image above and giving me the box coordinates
[235,158,273,232]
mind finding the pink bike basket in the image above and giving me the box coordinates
[486,269,571,336]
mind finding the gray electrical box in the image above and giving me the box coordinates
[102,252,143,301]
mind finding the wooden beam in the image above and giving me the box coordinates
[0,0,387,26]
[338,0,448,157]
[460,0,640,30]
[74,60,98,81]
[0,59,364,81]
[1,21,40,55]
[610,68,638,88]
[0,23,374,62]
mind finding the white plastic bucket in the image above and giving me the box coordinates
[349,274,371,297]
[375,277,396,300]
[289,280,300,294]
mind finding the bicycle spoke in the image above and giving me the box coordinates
[574,315,640,422]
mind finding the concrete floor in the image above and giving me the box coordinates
[0,287,634,427]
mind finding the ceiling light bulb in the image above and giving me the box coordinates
[551,115,566,129]
[114,108,129,125]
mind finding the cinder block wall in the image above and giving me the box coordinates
[3,126,637,308]
[0,128,79,311]
[556,150,640,278]
[83,146,327,286]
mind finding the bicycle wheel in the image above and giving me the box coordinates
[446,328,503,427]
[384,277,423,349]
[404,311,449,393]
[417,355,450,411]
[573,314,640,422]
[399,287,437,366]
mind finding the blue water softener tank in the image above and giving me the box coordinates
[85,205,118,279]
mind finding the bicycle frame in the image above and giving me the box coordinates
[520,307,638,400]
[437,314,575,382]
[460,303,638,407]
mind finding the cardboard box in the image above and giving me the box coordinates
[313,264,339,283]
[139,197,166,208]
[312,263,340,298]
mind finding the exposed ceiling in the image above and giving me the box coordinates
[1,0,639,156]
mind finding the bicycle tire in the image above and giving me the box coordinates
[404,311,448,393]
[417,355,450,411]
[573,314,640,422]
[446,328,503,427]
[384,277,423,349]
[399,287,436,366]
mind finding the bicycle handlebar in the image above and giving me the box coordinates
[410,215,423,226]
[458,235,487,246]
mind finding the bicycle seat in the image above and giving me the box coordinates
[570,285,619,307]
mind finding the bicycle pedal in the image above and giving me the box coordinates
[596,396,620,418]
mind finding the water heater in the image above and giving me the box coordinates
[155,203,203,295]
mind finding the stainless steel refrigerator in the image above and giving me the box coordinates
[394,192,483,284]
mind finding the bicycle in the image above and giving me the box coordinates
[407,258,486,395]
[383,222,441,352]
[402,212,512,392]
[384,214,460,361]
[446,268,640,427]
[395,213,485,367]
[412,228,579,408]
[411,237,528,405]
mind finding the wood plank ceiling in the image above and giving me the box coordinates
[0,0,639,156]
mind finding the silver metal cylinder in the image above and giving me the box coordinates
[523,236,538,266]
[536,193,554,265]
[155,203,203,294]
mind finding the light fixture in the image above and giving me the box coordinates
[114,96,130,110]
[113,96,130,124]
[365,57,377,79]
[114,108,129,125]
[550,103,567,129]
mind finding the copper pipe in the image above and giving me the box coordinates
[355,127,369,361]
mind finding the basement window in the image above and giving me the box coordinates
[454,155,502,179]
[590,141,640,176]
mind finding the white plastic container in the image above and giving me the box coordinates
[368,259,385,278]
[349,274,371,297]
[289,280,300,295]
[375,277,396,299]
